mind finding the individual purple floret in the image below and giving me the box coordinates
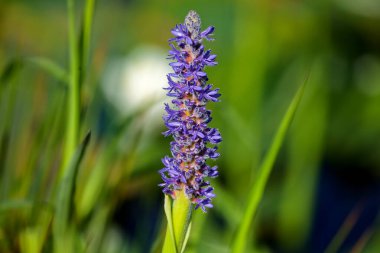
[159,10,221,212]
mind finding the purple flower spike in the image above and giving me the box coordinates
[159,10,221,212]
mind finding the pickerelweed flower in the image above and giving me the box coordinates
[159,10,222,212]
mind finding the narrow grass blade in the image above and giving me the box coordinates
[19,207,53,253]
[84,206,111,253]
[20,227,41,253]
[53,132,91,252]
[76,115,144,219]
[26,57,68,84]
[63,0,81,175]
[78,0,96,84]
[28,93,65,203]
[358,213,380,253]
[324,205,362,253]
[180,222,192,253]
[0,200,32,212]
[277,60,328,251]
[350,228,374,253]
[350,209,380,253]
[0,64,23,199]
[231,80,306,253]
[0,59,23,85]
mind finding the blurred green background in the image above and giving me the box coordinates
[1,0,380,252]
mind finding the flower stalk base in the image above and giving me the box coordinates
[162,190,192,253]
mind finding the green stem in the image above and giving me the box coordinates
[163,224,176,253]
[63,0,80,175]
[162,190,192,253]
[80,0,96,84]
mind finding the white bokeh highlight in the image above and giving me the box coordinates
[102,46,171,117]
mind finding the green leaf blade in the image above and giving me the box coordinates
[26,57,68,84]
[53,132,91,253]
[232,80,307,253]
